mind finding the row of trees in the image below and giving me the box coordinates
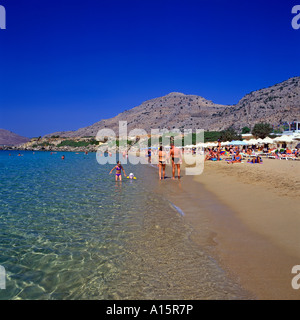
[241,122,273,139]
[145,122,274,145]
[44,123,274,146]
[205,122,274,142]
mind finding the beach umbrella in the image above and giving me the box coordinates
[273,135,294,143]
[140,146,158,150]
[242,140,250,145]
[203,142,216,147]
[292,134,300,141]
[256,138,264,144]
[221,141,230,146]
[261,137,274,144]
[247,139,258,145]
[230,140,248,146]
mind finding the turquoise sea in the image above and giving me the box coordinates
[0,150,247,299]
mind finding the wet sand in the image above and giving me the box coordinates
[153,157,300,299]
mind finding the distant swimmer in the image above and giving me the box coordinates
[109,161,126,181]
[61,155,65,160]
[147,148,151,163]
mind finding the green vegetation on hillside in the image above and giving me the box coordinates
[32,142,54,148]
[56,139,99,147]
[145,128,243,146]
[241,126,251,134]
[251,122,273,139]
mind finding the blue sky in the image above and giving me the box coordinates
[0,0,299,137]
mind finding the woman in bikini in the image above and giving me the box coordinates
[227,151,242,164]
[109,161,126,181]
[158,146,167,180]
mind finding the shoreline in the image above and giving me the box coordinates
[150,163,254,299]
[153,157,300,299]
[3,150,300,298]
[0,151,252,299]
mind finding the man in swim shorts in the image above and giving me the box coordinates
[170,143,182,180]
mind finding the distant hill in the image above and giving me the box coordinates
[216,77,300,130]
[45,77,300,137]
[0,129,30,146]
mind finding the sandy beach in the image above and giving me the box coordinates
[154,157,300,299]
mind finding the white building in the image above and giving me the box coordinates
[283,121,300,135]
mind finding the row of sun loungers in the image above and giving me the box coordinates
[240,152,299,160]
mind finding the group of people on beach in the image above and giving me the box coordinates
[205,142,300,163]
[157,144,182,180]
[204,142,265,164]
[109,144,182,181]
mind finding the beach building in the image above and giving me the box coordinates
[282,120,300,135]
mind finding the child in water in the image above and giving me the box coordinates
[109,161,126,181]
[128,173,136,180]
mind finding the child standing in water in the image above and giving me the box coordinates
[109,161,126,181]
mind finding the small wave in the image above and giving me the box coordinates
[148,163,158,169]
[169,202,185,216]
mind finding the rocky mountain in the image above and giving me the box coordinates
[217,77,300,130]
[0,129,30,146]
[45,77,300,137]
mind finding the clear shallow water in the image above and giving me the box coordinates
[0,150,247,300]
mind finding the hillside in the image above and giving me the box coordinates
[45,77,300,137]
[45,93,229,137]
[218,77,300,130]
[0,129,30,146]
